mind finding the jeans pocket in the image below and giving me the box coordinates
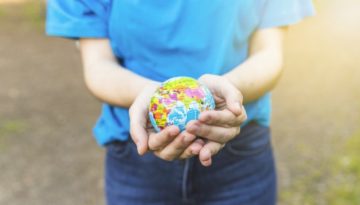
[225,122,271,157]
[106,140,131,159]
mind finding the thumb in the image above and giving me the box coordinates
[129,103,149,155]
[220,83,243,116]
[130,125,148,155]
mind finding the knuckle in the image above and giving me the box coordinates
[238,114,247,124]
[162,133,171,142]
[208,114,220,125]
[194,125,203,135]
[148,139,159,150]
[236,114,247,125]
[205,113,214,123]
[201,125,212,137]
[172,145,185,153]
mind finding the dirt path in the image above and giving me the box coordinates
[0,4,103,205]
[0,1,359,205]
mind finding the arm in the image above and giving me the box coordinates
[185,27,285,165]
[79,38,201,159]
[79,38,158,107]
[224,27,285,103]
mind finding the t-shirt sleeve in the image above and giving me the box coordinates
[46,0,110,38]
[258,0,315,29]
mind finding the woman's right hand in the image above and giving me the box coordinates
[129,83,204,161]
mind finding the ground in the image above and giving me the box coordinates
[0,1,359,205]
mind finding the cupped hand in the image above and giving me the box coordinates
[186,74,247,166]
[129,82,204,161]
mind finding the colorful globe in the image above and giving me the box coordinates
[148,77,215,132]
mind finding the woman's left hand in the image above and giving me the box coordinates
[185,74,247,166]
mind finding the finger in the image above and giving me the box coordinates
[130,122,149,155]
[199,141,225,167]
[198,75,243,115]
[221,84,243,116]
[213,80,243,116]
[186,121,240,144]
[199,109,243,127]
[200,107,247,127]
[190,138,206,155]
[129,104,150,155]
[179,138,206,159]
[154,131,196,161]
[148,126,180,151]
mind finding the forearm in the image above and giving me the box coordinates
[224,48,283,103]
[224,28,284,103]
[80,38,158,107]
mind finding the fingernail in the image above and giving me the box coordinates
[203,158,212,167]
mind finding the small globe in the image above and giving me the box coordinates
[149,76,215,132]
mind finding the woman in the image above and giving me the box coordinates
[47,1,314,204]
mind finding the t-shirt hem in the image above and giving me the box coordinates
[46,23,108,39]
[258,9,316,29]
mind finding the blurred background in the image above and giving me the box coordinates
[0,0,359,204]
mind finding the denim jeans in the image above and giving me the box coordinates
[105,122,276,205]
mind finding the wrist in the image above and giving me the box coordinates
[222,73,237,88]
[143,80,160,92]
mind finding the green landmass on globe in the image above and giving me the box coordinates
[148,76,215,132]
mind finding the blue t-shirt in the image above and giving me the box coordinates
[47,0,314,146]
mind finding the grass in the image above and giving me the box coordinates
[0,0,45,30]
[0,120,26,151]
[326,132,360,204]
[0,6,5,18]
[279,132,360,205]
[22,0,45,30]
